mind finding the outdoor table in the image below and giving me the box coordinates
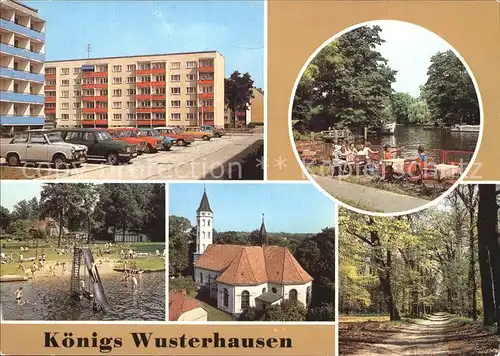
[434,164,461,180]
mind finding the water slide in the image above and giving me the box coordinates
[81,248,110,311]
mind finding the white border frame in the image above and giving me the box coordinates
[287,19,484,218]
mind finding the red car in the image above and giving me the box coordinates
[109,128,163,153]
[154,126,196,147]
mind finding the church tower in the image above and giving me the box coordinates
[259,213,268,246]
[193,187,213,264]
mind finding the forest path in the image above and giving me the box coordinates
[347,313,496,356]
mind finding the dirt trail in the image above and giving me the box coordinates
[348,313,497,356]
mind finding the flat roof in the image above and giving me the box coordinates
[10,0,39,14]
[46,50,223,65]
[255,292,283,304]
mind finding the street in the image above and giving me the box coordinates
[0,134,263,180]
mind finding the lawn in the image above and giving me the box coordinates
[0,239,165,276]
[169,276,234,322]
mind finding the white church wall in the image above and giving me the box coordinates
[193,267,219,290]
[233,283,268,315]
[283,281,313,306]
[267,282,285,298]
[217,282,235,314]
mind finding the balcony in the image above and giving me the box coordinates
[137,107,152,113]
[45,108,56,114]
[95,107,108,114]
[82,71,108,78]
[136,69,151,75]
[0,115,44,125]
[0,90,44,104]
[137,119,166,126]
[199,92,214,99]
[0,66,44,83]
[199,106,214,112]
[136,94,152,100]
[45,73,56,80]
[45,97,56,102]
[151,94,166,100]
[82,96,95,102]
[198,66,214,72]
[151,107,166,113]
[151,68,166,75]
[0,43,44,62]
[45,85,56,90]
[82,83,108,89]
[82,107,95,113]
[82,120,95,126]
[137,81,151,88]
[0,18,45,42]
[198,79,214,85]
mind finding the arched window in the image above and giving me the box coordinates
[201,244,205,253]
[207,232,211,239]
[262,287,266,293]
[202,219,205,226]
[241,290,250,310]
[208,220,211,227]
[199,272,203,284]
[223,288,229,307]
[202,231,205,239]
[306,286,311,306]
[289,289,298,302]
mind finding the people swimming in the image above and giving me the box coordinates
[15,287,23,305]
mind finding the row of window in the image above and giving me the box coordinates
[56,112,215,121]
[54,74,212,86]
[47,87,213,98]
[54,100,213,109]
[54,60,214,75]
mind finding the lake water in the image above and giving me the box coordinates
[1,272,165,321]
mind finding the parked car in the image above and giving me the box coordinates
[200,125,224,138]
[154,126,196,147]
[51,128,137,165]
[183,126,213,141]
[137,128,175,151]
[106,128,148,154]
[0,129,87,168]
[108,128,163,153]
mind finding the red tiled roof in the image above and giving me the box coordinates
[168,292,204,321]
[194,244,313,285]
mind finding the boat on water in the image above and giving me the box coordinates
[450,125,480,133]
[377,122,396,135]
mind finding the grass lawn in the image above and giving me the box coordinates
[0,240,165,276]
[339,314,391,323]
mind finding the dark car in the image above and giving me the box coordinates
[51,128,137,165]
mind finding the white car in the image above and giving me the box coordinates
[0,129,88,168]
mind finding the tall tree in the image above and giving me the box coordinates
[0,206,11,232]
[421,50,479,126]
[12,198,39,221]
[168,215,192,277]
[225,71,254,127]
[389,92,416,125]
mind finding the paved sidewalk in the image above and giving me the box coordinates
[312,175,430,213]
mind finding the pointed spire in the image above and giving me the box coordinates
[197,188,212,213]
[259,213,268,245]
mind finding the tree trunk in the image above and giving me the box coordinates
[57,211,63,248]
[477,184,496,326]
[468,208,477,320]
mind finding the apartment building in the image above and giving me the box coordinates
[45,51,224,129]
[0,0,46,133]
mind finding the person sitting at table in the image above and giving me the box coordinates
[346,144,358,162]
[382,144,405,160]
[359,141,378,160]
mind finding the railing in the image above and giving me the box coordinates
[0,90,44,103]
[0,42,44,62]
[0,18,45,41]
[0,65,44,82]
[0,115,45,125]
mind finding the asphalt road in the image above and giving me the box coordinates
[0,134,263,180]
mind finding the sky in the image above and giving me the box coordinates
[373,20,454,97]
[169,183,336,234]
[0,181,43,211]
[26,1,264,88]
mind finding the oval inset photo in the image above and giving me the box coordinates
[289,20,482,215]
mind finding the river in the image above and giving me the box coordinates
[0,272,165,321]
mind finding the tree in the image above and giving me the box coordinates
[11,198,39,221]
[145,184,166,242]
[308,302,336,321]
[0,206,11,232]
[421,50,479,126]
[225,71,254,127]
[39,184,90,247]
[261,300,307,321]
[169,215,192,277]
[389,92,415,125]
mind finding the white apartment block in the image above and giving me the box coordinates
[0,0,46,132]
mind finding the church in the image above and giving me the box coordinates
[192,189,313,317]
